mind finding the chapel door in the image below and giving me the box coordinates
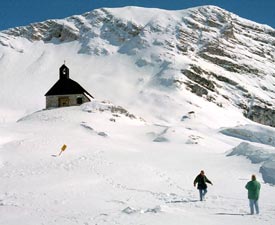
[58,97,70,107]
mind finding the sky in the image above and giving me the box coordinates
[0,0,275,31]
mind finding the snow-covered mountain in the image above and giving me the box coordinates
[1,5,275,225]
[2,5,275,125]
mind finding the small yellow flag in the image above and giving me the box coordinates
[58,144,67,156]
[61,144,67,151]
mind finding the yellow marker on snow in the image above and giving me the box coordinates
[58,144,67,156]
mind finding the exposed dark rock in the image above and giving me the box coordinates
[222,23,235,39]
[245,105,275,127]
[211,74,237,86]
[181,68,216,92]
[201,42,234,58]
[185,82,208,97]
[4,21,80,42]
[199,53,261,74]
[110,106,136,119]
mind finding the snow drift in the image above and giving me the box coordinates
[227,142,275,184]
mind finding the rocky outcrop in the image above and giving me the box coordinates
[245,105,275,128]
[3,20,79,42]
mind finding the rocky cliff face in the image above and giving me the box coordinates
[1,5,275,126]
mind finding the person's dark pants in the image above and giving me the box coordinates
[199,189,207,201]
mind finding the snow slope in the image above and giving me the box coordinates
[1,5,275,225]
[1,100,275,225]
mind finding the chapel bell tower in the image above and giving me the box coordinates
[59,64,69,79]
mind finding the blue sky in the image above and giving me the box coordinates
[1,0,275,30]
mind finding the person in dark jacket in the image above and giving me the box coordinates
[194,170,213,201]
[245,174,261,214]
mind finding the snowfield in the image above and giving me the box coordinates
[1,101,275,225]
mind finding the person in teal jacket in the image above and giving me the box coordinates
[194,170,213,201]
[245,174,261,214]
